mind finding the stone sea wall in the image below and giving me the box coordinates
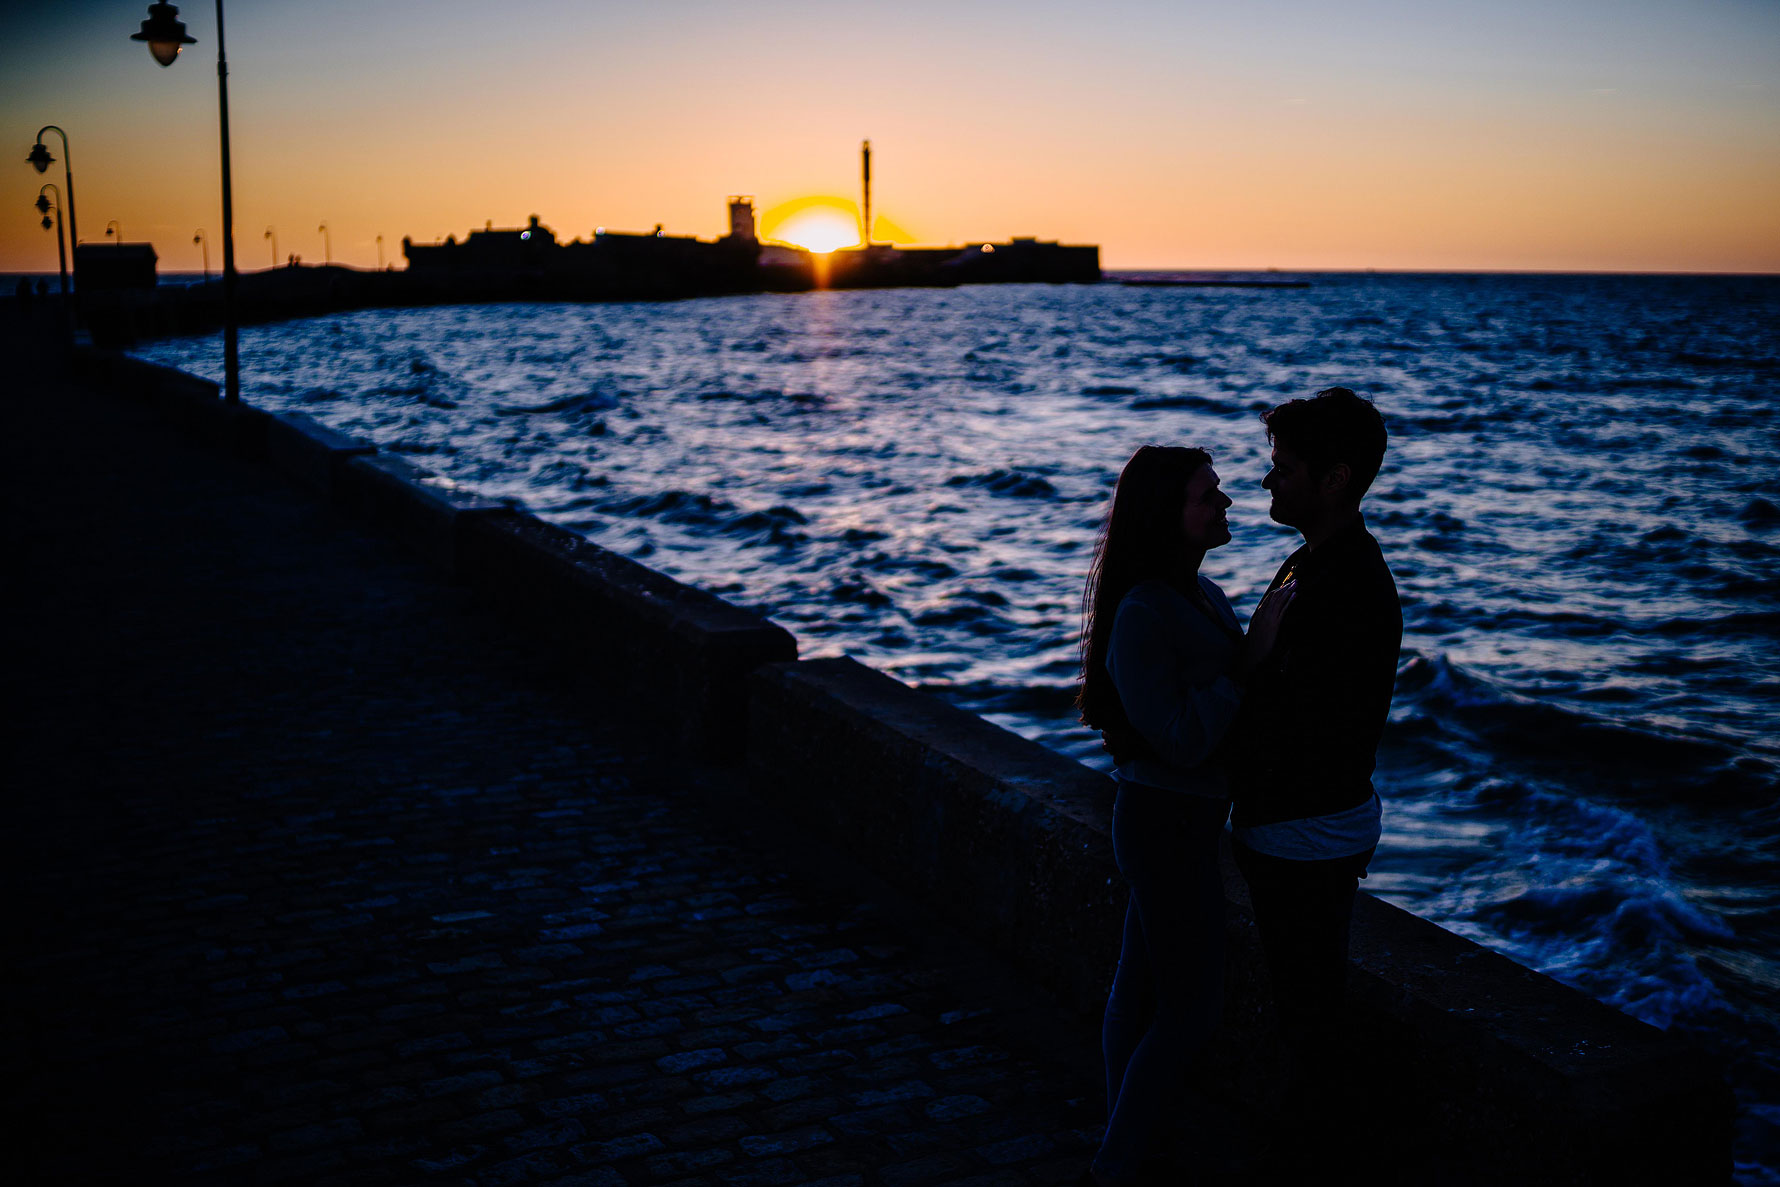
[74,348,1733,1184]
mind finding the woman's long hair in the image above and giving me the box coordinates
[1077,445,1212,760]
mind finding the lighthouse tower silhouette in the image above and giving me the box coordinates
[860,139,872,247]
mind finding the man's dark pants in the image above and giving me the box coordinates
[1232,839,1376,1123]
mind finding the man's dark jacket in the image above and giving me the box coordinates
[1228,513,1403,829]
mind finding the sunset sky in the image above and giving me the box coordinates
[3,0,1776,273]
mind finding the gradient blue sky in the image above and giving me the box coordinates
[4,0,1776,271]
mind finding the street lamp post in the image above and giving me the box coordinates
[133,1,239,404]
[34,185,73,341]
[27,126,80,270]
[105,219,121,244]
[318,221,330,265]
[376,234,384,270]
[265,226,277,267]
[194,229,209,281]
[34,186,68,300]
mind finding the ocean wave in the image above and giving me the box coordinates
[1740,498,1780,526]
[1673,350,1770,371]
[599,488,734,522]
[495,391,618,416]
[726,505,810,546]
[1478,607,1627,638]
[1129,394,1231,414]
[1409,413,1495,433]
[1431,789,1737,1030]
[855,553,959,581]
[1481,876,1730,945]
[370,380,458,409]
[595,488,808,547]
[1523,374,1592,393]
[532,460,606,492]
[385,440,452,456]
[1152,352,1201,370]
[364,355,463,409]
[1651,611,1780,639]
[694,386,824,405]
[910,601,1013,633]
[1477,890,1732,1031]
[827,574,893,608]
[919,679,1081,717]
[944,469,1060,499]
[1394,651,1771,802]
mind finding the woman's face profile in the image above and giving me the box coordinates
[1179,464,1233,553]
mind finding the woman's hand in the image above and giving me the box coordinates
[1235,580,1296,683]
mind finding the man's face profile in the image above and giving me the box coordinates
[1262,445,1316,529]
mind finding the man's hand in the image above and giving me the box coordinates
[1236,580,1296,684]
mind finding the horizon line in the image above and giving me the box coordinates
[9,266,1774,280]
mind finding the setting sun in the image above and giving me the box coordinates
[761,197,921,254]
[763,199,860,254]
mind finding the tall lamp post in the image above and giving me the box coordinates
[34,185,72,340]
[318,221,330,265]
[133,1,239,404]
[194,229,209,281]
[35,186,68,299]
[26,126,80,273]
[376,233,384,270]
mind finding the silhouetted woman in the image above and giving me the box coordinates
[1077,445,1290,1185]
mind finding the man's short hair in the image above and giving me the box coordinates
[1262,387,1388,501]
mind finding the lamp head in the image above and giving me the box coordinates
[132,2,198,67]
[42,215,53,231]
[35,194,51,215]
[26,142,54,173]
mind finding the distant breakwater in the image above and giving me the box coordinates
[76,234,1102,349]
[64,344,1736,1183]
[78,264,796,348]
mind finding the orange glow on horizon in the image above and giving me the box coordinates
[759,197,918,254]
[767,202,858,253]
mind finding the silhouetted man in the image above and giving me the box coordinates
[1228,387,1401,1140]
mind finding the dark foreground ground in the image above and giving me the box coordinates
[2,326,1110,1186]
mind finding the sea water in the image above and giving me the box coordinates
[135,272,1780,1180]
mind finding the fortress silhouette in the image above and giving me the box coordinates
[402,198,1100,296]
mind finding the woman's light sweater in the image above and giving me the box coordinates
[1105,576,1243,799]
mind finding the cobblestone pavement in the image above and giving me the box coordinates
[5,351,1106,1186]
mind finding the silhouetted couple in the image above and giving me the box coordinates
[1077,387,1401,1185]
